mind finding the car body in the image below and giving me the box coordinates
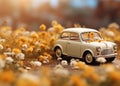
[54,28,117,64]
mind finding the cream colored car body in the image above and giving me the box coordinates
[54,28,117,62]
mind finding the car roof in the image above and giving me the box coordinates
[63,28,98,33]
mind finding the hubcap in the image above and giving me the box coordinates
[56,49,61,58]
[85,54,93,63]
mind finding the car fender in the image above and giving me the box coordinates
[53,44,63,52]
[82,49,95,57]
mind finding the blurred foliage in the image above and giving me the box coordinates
[99,23,120,58]
[0,21,119,86]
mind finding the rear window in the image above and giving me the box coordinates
[60,32,70,40]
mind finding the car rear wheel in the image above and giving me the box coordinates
[55,48,62,58]
[84,52,94,64]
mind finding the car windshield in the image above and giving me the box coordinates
[81,32,103,42]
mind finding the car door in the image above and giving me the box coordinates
[59,32,70,54]
[66,32,82,57]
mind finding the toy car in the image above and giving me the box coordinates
[54,28,117,64]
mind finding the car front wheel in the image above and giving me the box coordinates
[84,52,94,64]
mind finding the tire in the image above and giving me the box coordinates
[55,48,62,58]
[84,52,95,64]
[106,57,115,63]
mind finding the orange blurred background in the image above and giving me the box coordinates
[0,0,119,30]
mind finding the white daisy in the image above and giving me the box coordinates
[61,60,68,66]
[30,61,42,67]
[5,57,14,64]
[96,57,106,63]
[18,73,39,84]
[54,64,63,69]
[0,58,5,69]
[16,53,25,60]
[54,68,69,77]
[22,44,28,50]
[0,44,3,50]
[70,59,77,67]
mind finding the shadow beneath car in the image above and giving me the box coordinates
[61,55,101,66]
[52,54,103,66]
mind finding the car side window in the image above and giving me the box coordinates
[70,32,79,41]
[60,32,70,40]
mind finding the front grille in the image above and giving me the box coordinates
[101,49,113,55]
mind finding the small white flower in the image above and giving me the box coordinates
[22,44,28,50]
[54,68,69,77]
[22,31,30,37]
[71,58,75,62]
[25,67,31,70]
[6,30,12,35]
[112,59,120,69]
[46,59,49,63]
[96,57,106,63]
[35,41,40,46]
[105,66,115,73]
[22,44,28,48]
[43,59,49,64]
[54,64,63,69]
[3,52,15,57]
[113,59,120,64]
[6,48,12,52]
[75,59,80,62]
[5,57,14,64]
[18,73,39,84]
[57,57,62,61]
[0,44,3,50]
[0,39,6,42]
[106,31,115,37]
[30,31,37,35]
[108,23,119,29]
[61,60,68,66]
[43,60,47,64]
[0,58,5,69]
[16,53,25,60]
[36,48,41,53]
[18,67,28,73]
[70,59,77,67]
[30,61,42,67]
[100,76,107,82]
[115,65,120,69]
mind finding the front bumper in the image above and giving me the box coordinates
[96,53,118,58]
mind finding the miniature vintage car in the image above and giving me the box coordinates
[54,28,117,64]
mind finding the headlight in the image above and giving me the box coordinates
[113,45,117,53]
[96,47,101,52]
[113,45,117,50]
